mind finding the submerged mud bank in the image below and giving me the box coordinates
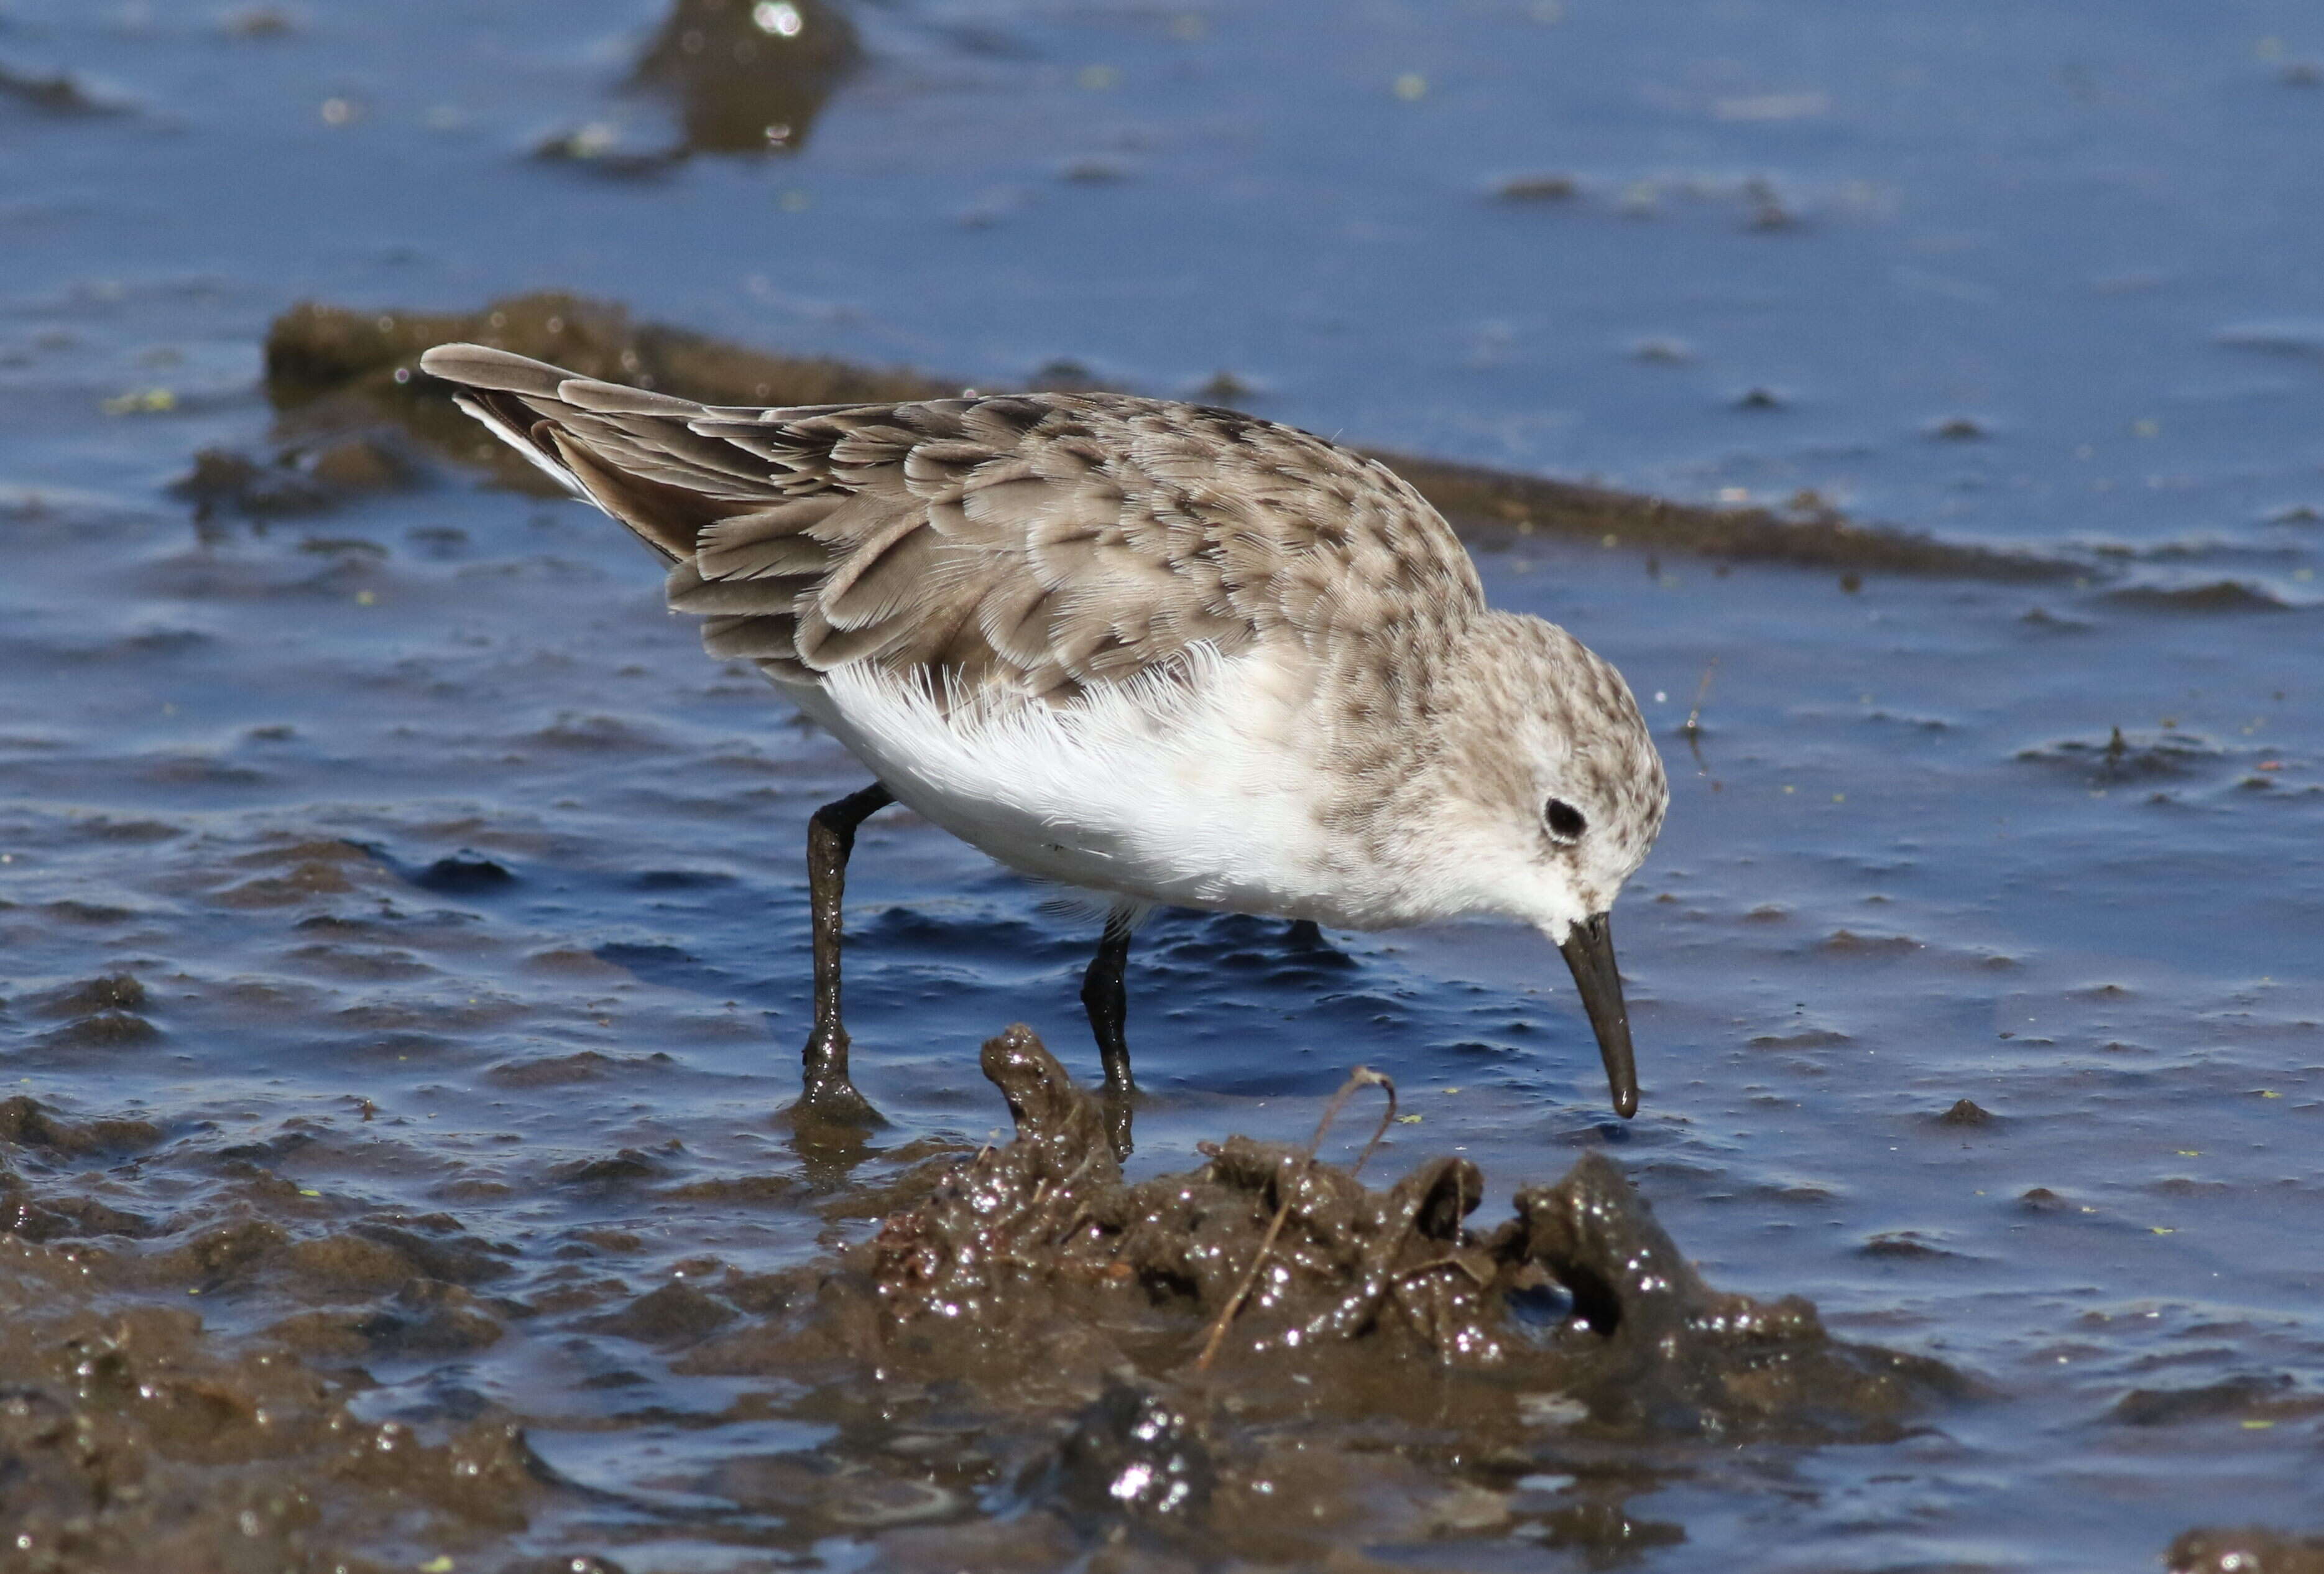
[246,292,2075,580]
[0,1112,558,1573]
[0,1025,1970,1568]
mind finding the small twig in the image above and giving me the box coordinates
[1342,1072,1398,1180]
[1194,1067,1396,1372]
[1681,655,1720,777]
[1681,655,1720,738]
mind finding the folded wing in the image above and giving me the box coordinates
[418,343,1484,703]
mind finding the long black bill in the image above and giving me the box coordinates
[1558,911,1639,1119]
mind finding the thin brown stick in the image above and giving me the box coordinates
[1681,654,1720,777]
[1345,1071,1398,1180]
[1194,1067,1396,1372]
[1681,655,1720,738]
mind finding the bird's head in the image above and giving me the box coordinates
[1437,612,1669,1116]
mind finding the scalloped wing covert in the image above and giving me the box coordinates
[418,343,1486,705]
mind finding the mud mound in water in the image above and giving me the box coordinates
[704,1026,1967,1445]
[631,0,858,158]
[660,1027,1968,1562]
[257,294,952,499]
[246,294,2074,578]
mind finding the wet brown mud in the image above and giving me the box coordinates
[250,294,2078,580]
[631,0,857,159]
[0,1027,1961,1570]
[1375,449,2074,581]
[522,0,856,175]
[2170,1527,2324,1574]
[668,1029,1968,1563]
[258,294,952,499]
[0,1106,556,1573]
[800,1027,1967,1443]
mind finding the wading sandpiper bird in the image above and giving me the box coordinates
[422,345,1668,1142]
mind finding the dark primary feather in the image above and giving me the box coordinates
[419,343,1487,701]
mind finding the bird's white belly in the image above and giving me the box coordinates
[777,653,1376,924]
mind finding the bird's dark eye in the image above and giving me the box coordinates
[1544,798,1587,842]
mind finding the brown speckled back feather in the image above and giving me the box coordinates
[419,344,1485,704]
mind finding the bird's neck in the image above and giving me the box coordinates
[1302,608,1527,923]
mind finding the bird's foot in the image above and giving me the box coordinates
[790,1025,887,1130]
[791,1075,885,1130]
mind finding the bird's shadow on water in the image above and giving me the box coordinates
[1151,911,1365,985]
[1132,911,1408,1098]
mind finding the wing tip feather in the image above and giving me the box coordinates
[418,343,571,396]
[450,391,589,499]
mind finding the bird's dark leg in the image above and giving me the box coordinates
[793,782,894,1127]
[1082,907,1137,1156]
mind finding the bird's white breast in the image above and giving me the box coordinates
[777,649,1390,925]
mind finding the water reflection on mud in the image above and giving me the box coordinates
[537,0,858,172]
[634,0,857,156]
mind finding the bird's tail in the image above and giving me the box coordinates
[418,342,725,563]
